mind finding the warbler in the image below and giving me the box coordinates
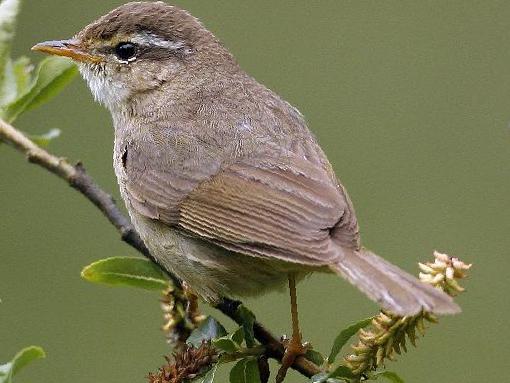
[33,2,459,379]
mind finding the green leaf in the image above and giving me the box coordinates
[212,326,245,352]
[10,347,45,376]
[328,317,373,363]
[187,316,227,348]
[236,305,256,347]
[0,58,15,106]
[305,349,325,366]
[229,359,247,383]
[328,365,354,380]
[202,364,219,383]
[81,257,168,291]
[229,358,261,383]
[0,0,21,97]
[212,337,239,353]
[0,0,19,52]
[244,358,261,383]
[28,128,61,147]
[0,346,45,383]
[12,57,31,95]
[3,56,77,122]
[0,57,31,108]
[231,326,245,346]
[192,363,219,383]
[374,371,405,383]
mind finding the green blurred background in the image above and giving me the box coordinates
[1,1,508,382]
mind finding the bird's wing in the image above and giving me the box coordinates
[124,146,359,266]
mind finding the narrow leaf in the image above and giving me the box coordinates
[10,346,45,376]
[0,363,13,382]
[374,371,405,383]
[202,364,219,383]
[0,57,31,110]
[192,363,219,383]
[0,0,19,48]
[4,57,77,122]
[243,358,261,383]
[328,365,355,380]
[328,317,373,363]
[229,359,247,383]
[229,358,261,383]
[0,0,20,95]
[0,58,15,107]
[81,257,168,291]
[212,326,244,352]
[28,128,61,147]
[231,326,245,346]
[0,346,45,383]
[305,349,325,366]
[236,305,256,347]
[212,338,239,353]
[187,316,227,348]
[12,56,31,95]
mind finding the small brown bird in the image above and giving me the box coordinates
[33,1,459,378]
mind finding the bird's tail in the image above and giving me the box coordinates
[330,246,460,316]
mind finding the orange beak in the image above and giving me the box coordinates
[32,39,102,63]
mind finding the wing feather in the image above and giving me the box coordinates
[124,142,359,265]
[176,157,350,264]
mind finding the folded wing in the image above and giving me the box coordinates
[125,150,359,265]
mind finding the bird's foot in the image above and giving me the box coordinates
[275,335,311,383]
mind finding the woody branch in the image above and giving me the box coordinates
[0,118,321,379]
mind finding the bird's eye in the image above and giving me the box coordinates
[115,42,137,62]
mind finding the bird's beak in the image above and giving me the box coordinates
[32,39,102,63]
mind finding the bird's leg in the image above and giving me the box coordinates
[276,273,309,383]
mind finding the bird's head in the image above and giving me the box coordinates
[32,1,233,111]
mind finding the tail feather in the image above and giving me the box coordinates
[331,248,460,316]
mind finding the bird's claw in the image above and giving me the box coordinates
[276,335,311,383]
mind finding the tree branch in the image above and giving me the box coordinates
[214,299,321,378]
[0,118,321,379]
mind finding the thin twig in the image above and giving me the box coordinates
[0,118,178,286]
[0,118,321,379]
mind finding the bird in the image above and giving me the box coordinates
[33,1,459,379]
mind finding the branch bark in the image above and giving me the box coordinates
[0,118,321,379]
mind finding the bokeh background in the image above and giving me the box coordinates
[1,1,509,382]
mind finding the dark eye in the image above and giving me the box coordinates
[115,42,137,61]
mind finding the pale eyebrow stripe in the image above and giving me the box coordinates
[131,32,186,50]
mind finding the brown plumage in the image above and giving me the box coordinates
[33,1,460,317]
[77,2,209,46]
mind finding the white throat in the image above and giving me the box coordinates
[79,64,132,111]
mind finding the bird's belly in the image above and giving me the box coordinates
[113,151,311,300]
[127,208,305,301]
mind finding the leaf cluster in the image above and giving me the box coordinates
[81,256,405,383]
[0,0,77,146]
